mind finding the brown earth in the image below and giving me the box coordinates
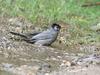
[0,16,100,75]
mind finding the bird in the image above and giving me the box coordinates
[10,23,61,46]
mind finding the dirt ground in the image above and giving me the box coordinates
[0,16,100,75]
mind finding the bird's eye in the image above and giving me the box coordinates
[54,26,59,31]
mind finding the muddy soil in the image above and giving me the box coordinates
[0,16,100,75]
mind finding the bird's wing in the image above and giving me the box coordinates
[25,34,52,44]
[22,31,52,44]
[31,31,53,40]
[26,32,41,37]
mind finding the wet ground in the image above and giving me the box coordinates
[0,16,100,75]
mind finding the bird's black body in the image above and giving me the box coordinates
[10,23,61,46]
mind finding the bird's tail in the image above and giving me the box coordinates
[10,31,36,44]
[10,32,27,38]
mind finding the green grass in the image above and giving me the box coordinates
[0,0,100,45]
